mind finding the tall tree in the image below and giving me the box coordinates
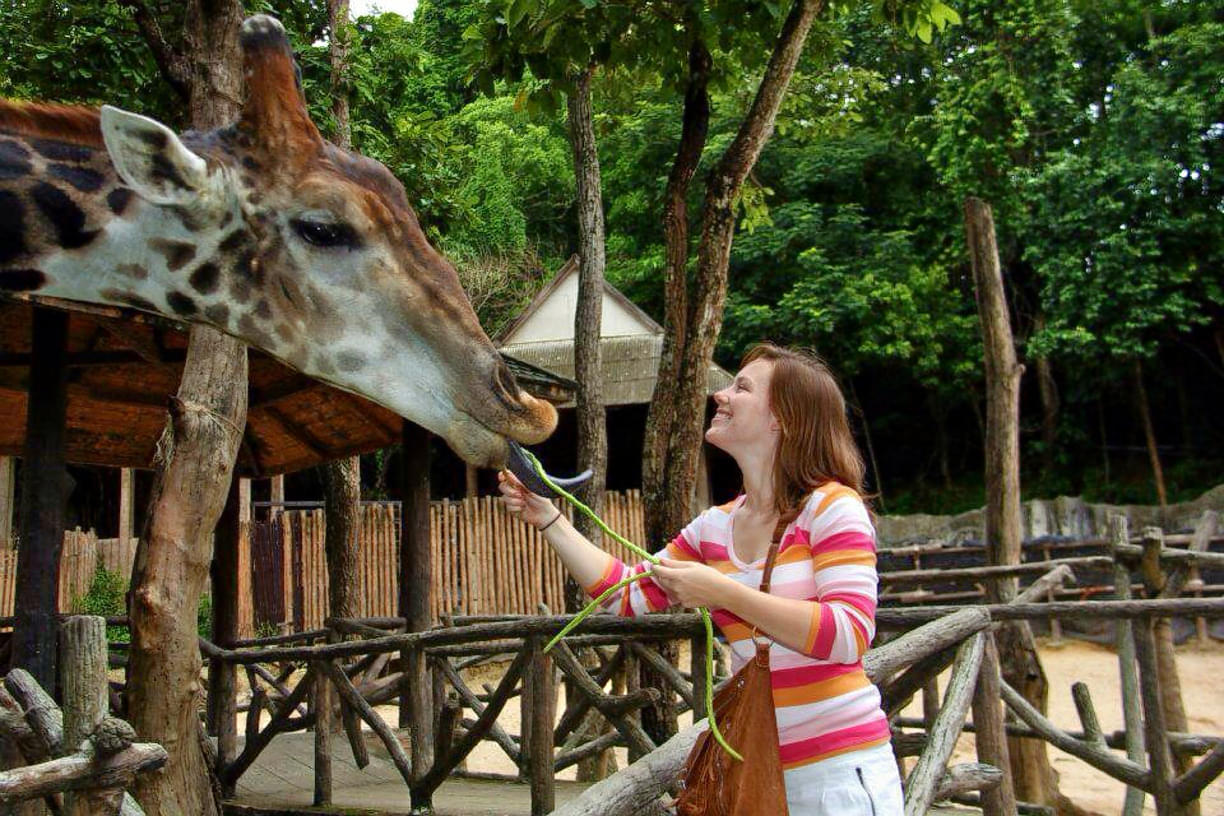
[923,1,1082,807]
[121,4,247,812]
[321,0,365,623]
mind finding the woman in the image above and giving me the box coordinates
[498,343,902,815]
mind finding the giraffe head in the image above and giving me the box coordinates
[88,15,554,466]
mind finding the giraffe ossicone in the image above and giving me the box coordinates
[0,13,556,467]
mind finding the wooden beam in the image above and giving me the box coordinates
[0,350,187,369]
[247,374,319,410]
[335,391,399,440]
[256,405,330,459]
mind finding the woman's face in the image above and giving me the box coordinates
[705,359,779,455]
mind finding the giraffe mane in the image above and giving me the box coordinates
[0,100,105,148]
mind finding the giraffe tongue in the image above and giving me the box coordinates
[506,441,592,499]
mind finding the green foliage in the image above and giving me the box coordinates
[198,593,213,641]
[1027,20,1224,362]
[71,567,130,643]
[5,0,1220,510]
[0,0,179,119]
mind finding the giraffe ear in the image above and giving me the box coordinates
[99,106,209,206]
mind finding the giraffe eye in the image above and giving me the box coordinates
[292,217,357,249]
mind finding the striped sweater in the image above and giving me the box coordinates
[585,483,891,769]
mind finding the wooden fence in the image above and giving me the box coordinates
[245,491,648,635]
[0,531,139,617]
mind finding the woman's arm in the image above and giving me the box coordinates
[651,559,875,662]
[498,470,615,589]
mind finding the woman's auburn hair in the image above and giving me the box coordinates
[741,343,867,522]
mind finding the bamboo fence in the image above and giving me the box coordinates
[246,491,648,634]
[0,530,139,616]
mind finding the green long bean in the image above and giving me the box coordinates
[522,450,742,762]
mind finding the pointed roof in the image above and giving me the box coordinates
[496,255,663,346]
[497,256,731,408]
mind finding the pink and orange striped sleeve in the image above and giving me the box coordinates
[582,512,707,618]
[795,487,879,663]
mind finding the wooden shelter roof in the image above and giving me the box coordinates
[499,335,732,408]
[0,298,573,476]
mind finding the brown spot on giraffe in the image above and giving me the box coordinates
[204,303,230,326]
[106,187,133,215]
[149,238,195,271]
[0,190,27,263]
[116,262,147,280]
[189,262,220,294]
[0,268,45,291]
[30,181,98,249]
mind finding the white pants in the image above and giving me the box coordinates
[784,743,904,815]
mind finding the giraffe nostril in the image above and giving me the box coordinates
[493,360,524,411]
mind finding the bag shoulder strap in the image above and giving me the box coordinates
[758,536,783,595]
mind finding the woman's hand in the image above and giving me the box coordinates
[650,558,738,609]
[497,470,560,529]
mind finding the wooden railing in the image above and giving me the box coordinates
[193,513,1224,816]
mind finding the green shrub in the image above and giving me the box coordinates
[198,593,212,641]
[71,567,129,643]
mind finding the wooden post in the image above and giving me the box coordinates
[526,636,555,816]
[238,478,252,524]
[689,635,707,730]
[1111,515,1146,816]
[399,421,433,749]
[269,474,284,513]
[13,307,69,690]
[1139,527,1199,816]
[61,615,122,815]
[922,679,940,731]
[207,478,240,791]
[1133,618,1180,815]
[118,469,135,546]
[971,634,1017,816]
[0,456,16,545]
[312,663,332,806]
[904,632,985,816]
[965,196,1058,807]
[464,465,478,498]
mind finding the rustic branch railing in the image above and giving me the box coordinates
[142,512,1215,815]
[0,617,166,815]
[194,585,1224,815]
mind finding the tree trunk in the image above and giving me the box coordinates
[649,0,824,547]
[12,307,69,691]
[641,37,711,550]
[328,0,352,150]
[127,330,247,816]
[1133,359,1167,507]
[566,67,609,557]
[322,459,362,620]
[127,4,246,814]
[640,0,822,746]
[1034,314,1059,476]
[964,197,1063,811]
[566,67,612,782]
[206,478,241,791]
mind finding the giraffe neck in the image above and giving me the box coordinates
[0,128,246,328]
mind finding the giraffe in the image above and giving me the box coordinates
[0,14,555,467]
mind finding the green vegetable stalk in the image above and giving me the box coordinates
[523,450,743,762]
